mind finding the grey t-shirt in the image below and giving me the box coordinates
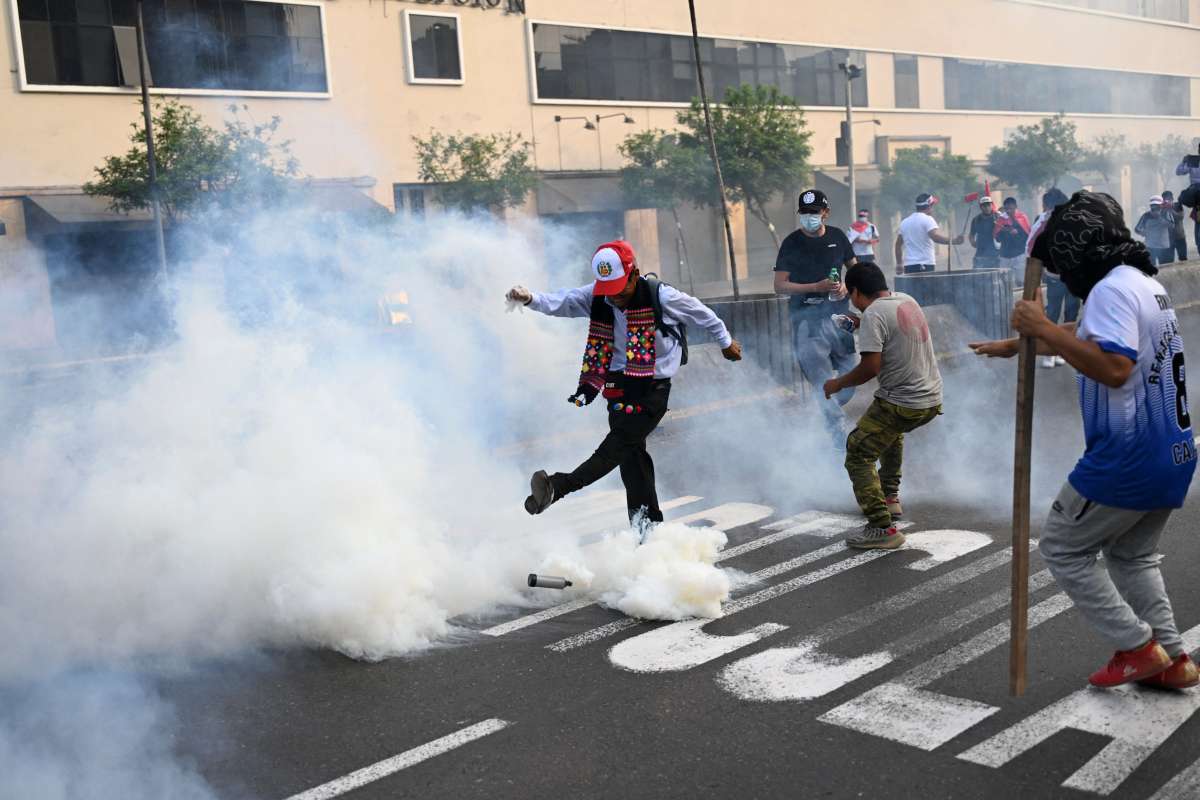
[858,292,943,409]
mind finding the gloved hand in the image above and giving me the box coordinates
[567,383,599,407]
[506,286,532,305]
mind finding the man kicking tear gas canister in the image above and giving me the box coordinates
[506,241,742,527]
[971,191,1198,690]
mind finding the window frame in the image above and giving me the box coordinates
[402,8,464,86]
[524,18,1200,120]
[8,0,333,98]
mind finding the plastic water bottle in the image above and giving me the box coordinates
[827,266,842,301]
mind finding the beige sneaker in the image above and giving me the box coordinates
[885,495,902,518]
[846,525,905,550]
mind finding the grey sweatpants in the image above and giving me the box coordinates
[1039,482,1184,657]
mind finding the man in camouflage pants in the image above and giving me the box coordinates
[822,262,943,549]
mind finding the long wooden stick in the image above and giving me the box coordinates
[1010,256,1044,696]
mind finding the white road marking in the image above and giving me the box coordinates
[719,549,1041,702]
[607,531,994,672]
[546,519,920,654]
[818,593,1075,750]
[481,502,772,637]
[1149,754,1200,800]
[567,495,703,539]
[282,719,511,800]
[959,624,1200,796]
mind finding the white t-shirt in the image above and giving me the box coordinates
[898,212,939,266]
[1071,265,1195,509]
[847,224,878,258]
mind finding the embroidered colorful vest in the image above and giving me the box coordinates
[577,278,658,399]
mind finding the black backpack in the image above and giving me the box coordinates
[644,275,689,366]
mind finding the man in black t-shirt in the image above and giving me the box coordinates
[774,188,859,450]
[969,196,1000,268]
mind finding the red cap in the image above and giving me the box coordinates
[591,240,636,297]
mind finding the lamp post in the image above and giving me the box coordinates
[553,115,595,171]
[838,61,864,225]
[135,0,167,278]
[594,113,635,171]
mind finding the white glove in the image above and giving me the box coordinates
[505,286,532,312]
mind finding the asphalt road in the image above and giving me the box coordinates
[160,356,1200,800]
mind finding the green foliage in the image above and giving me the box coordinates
[986,114,1083,197]
[413,131,536,213]
[674,84,812,245]
[84,100,299,224]
[1133,134,1191,188]
[1079,131,1131,185]
[879,146,977,222]
[618,130,693,211]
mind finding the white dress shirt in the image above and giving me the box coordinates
[528,283,733,380]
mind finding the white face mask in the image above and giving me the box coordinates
[799,214,823,233]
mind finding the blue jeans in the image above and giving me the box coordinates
[1045,275,1079,324]
[792,314,858,446]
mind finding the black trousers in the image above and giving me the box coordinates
[903,264,935,274]
[1175,236,1188,261]
[552,379,671,522]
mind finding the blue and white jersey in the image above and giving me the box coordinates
[1070,265,1196,510]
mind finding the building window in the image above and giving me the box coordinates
[16,0,328,92]
[532,23,866,107]
[1028,0,1187,23]
[943,57,1189,116]
[392,184,427,217]
[893,54,919,109]
[404,11,463,84]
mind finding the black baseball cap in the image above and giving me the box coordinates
[798,189,830,213]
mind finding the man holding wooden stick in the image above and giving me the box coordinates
[971,191,1197,689]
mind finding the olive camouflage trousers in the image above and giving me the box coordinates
[845,398,941,528]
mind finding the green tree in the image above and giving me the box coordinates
[675,84,812,248]
[1079,131,1131,186]
[412,131,536,214]
[618,129,707,291]
[84,100,298,224]
[879,146,977,223]
[1133,134,1190,190]
[986,114,1083,197]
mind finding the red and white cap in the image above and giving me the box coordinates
[591,240,636,297]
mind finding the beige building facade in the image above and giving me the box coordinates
[3,0,1200,355]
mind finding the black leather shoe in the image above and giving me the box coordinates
[524,470,556,515]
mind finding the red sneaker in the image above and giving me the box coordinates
[1137,653,1200,690]
[1088,639,1172,688]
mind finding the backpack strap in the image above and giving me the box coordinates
[644,276,688,366]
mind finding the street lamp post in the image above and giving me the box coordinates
[594,113,635,171]
[553,115,595,171]
[135,0,167,278]
[838,61,864,225]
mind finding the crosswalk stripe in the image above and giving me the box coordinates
[718,549,1041,700]
[959,624,1200,796]
[480,502,775,638]
[818,593,1074,751]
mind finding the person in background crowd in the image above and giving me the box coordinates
[1135,196,1176,267]
[970,191,1196,690]
[1028,188,1075,369]
[895,193,963,275]
[969,196,1001,269]
[1162,190,1188,263]
[507,241,741,527]
[847,209,880,265]
[823,262,943,550]
[995,197,1031,286]
[1174,143,1200,251]
[774,189,859,451]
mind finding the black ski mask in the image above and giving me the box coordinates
[1030,190,1156,301]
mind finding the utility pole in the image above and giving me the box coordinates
[135,0,168,278]
[839,62,864,224]
[687,0,739,300]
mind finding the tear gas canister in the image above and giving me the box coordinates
[527,574,573,590]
